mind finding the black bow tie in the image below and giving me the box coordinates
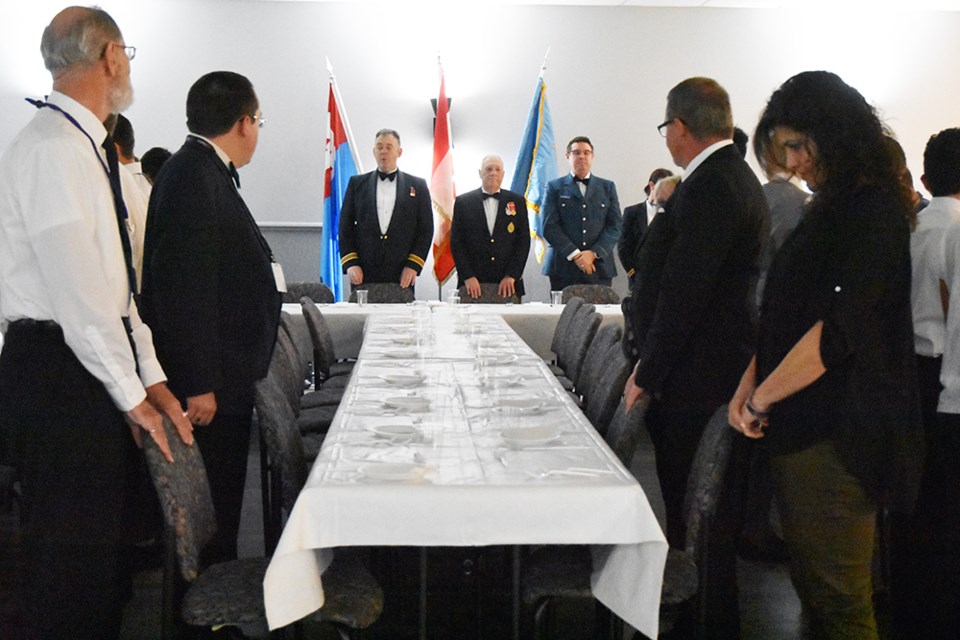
[228,162,241,189]
[482,192,500,200]
[377,170,397,182]
[574,176,590,185]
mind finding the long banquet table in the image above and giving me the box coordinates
[263,304,666,638]
[281,301,625,361]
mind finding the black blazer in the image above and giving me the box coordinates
[449,188,530,296]
[338,170,433,283]
[619,200,651,281]
[141,137,282,414]
[628,144,769,409]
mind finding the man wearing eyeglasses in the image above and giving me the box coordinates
[541,136,622,292]
[623,77,768,638]
[141,71,283,565]
[0,7,193,638]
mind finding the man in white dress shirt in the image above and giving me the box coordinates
[0,7,192,638]
[896,127,960,639]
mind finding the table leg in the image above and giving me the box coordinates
[512,545,521,640]
[420,547,428,640]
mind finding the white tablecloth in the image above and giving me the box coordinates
[282,301,624,361]
[263,307,666,637]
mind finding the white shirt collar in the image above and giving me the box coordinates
[188,133,233,168]
[46,90,107,146]
[682,139,734,181]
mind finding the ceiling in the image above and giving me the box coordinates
[262,0,960,9]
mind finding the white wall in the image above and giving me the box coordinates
[3,0,958,300]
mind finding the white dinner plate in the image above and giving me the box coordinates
[491,398,544,416]
[500,426,561,447]
[389,336,418,345]
[380,373,426,387]
[369,424,421,441]
[360,462,427,481]
[477,354,518,367]
[383,396,431,412]
[383,349,418,359]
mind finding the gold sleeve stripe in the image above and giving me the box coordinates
[407,254,426,268]
[340,252,359,265]
[627,268,635,277]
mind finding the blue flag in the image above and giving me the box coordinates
[321,82,359,301]
[510,76,559,264]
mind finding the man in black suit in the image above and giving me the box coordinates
[339,129,433,291]
[623,77,768,638]
[541,136,622,291]
[619,167,673,285]
[141,71,283,564]
[450,155,530,301]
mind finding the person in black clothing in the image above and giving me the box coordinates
[729,71,923,640]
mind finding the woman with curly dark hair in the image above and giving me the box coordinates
[727,71,924,639]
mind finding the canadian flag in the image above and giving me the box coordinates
[430,67,456,284]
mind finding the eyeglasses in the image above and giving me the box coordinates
[104,42,136,60]
[250,113,265,129]
[657,118,678,137]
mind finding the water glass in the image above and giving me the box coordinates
[356,289,368,306]
[550,290,563,306]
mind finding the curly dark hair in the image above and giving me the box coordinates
[753,71,912,216]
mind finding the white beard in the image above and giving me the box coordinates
[109,74,134,113]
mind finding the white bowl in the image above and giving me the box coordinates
[500,426,561,447]
[477,354,518,367]
[383,349,418,359]
[492,398,544,416]
[369,424,421,441]
[383,396,431,412]
[380,373,426,387]
[360,462,426,481]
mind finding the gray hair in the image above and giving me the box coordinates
[375,128,401,145]
[666,77,733,141]
[40,6,121,76]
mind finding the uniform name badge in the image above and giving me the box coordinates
[272,262,287,293]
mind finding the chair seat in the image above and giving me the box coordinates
[182,557,269,632]
[547,363,565,376]
[297,405,337,434]
[300,386,344,408]
[521,545,592,605]
[308,556,385,629]
[555,375,575,392]
[331,361,356,377]
[182,555,384,633]
[303,433,324,462]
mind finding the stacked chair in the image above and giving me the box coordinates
[561,284,621,305]
[521,404,733,639]
[282,281,335,304]
[301,297,355,390]
[143,401,384,639]
[347,283,414,304]
[552,300,601,394]
[456,282,519,304]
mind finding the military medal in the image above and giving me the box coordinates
[508,222,515,233]
[506,202,517,215]
[410,186,416,197]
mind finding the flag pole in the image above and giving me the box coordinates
[326,57,363,173]
[539,47,550,79]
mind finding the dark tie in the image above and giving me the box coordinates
[102,134,138,297]
[377,170,397,182]
[228,162,241,189]
[574,176,590,185]
[102,133,140,370]
[482,192,500,200]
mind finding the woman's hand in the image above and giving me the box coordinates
[729,357,766,439]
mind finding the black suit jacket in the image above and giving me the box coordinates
[449,188,530,296]
[628,144,769,409]
[141,137,282,414]
[338,170,433,283]
[619,200,651,281]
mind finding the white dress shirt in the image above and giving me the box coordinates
[482,191,499,235]
[0,91,165,411]
[911,196,960,412]
[645,199,658,227]
[681,139,734,181]
[376,172,398,234]
[120,163,149,290]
